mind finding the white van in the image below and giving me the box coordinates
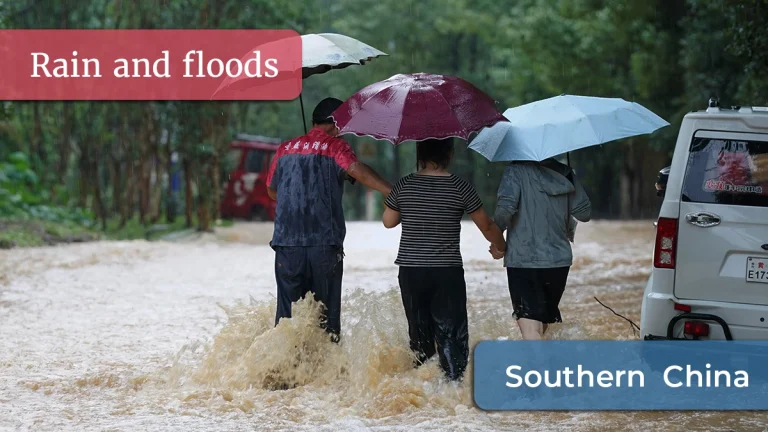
[640,99,768,340]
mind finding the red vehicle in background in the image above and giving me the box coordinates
[220,134,282,221]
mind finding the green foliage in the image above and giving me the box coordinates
[0,219,98,248]
[0,0,765,222]
[724,0,768,103]
[0,152,94,226]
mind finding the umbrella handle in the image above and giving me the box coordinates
[566,151,573,241]
[299,93,308,134]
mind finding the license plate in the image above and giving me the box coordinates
[746,257,768,284]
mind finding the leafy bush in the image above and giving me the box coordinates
[0,152,94,227]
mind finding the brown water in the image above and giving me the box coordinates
[1,221,766,431]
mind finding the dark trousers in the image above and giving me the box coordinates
[506,267,570,324]
[274,246,344,342]
[397,266,469,381]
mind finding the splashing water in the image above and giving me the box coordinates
[2,221,767,430]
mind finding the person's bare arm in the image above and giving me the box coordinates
[382,207,401,228]
[347,162,392,196]
[470,208,506,253]
[267,187,277,201]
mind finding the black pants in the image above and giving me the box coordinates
[506,267,570,324]
[274,246,343,342]
[398,266,468,381]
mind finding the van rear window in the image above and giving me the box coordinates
[224,149,241,174]
[244,150,265,173]
[682,137,768,207]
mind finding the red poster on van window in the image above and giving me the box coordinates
[703,151,767,195]
[0,30,302,100]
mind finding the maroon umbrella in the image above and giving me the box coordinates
[331,73,507,145]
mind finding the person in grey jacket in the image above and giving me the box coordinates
[492,158,591,340]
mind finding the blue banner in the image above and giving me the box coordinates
[473,340,768,410]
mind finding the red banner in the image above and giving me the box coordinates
[0,30,302,100]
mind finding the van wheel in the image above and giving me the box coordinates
[247,207,268,222]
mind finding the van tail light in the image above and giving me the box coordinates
[653,217,678,269]
[674,303,691,312]
[684,320,710,338]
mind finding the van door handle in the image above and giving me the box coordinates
[685,212,721,227]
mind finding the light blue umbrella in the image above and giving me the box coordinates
[468,94,670,162]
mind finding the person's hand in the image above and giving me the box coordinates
[489,244,505,260]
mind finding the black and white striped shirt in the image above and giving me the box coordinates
[385,173,483,267]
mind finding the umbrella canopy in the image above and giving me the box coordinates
[213,33,387,133]
[297,33,387,132]
[332,73,506,145]
[468,94,670,162]
[301,33,387,78]
[214,33,387,92]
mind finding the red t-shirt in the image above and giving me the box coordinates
[266,127,357,187]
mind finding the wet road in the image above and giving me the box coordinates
[1,221,765,431]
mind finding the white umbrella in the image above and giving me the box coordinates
[298,33,387,132]
[213,33,387,133]
[301,33,387,79]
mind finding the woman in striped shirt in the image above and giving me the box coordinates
[382,138,506,381]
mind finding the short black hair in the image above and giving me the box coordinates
[416,138,454,170]
[312,97,344,125]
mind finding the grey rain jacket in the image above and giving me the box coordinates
[494,159,591,268]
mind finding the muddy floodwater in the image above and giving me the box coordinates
[1,221,766,431]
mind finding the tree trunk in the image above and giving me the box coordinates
[466,34,478,186]
[58,102,72,185]
[211,151,221,221]
[120,160,134,229]
[166,144,176,223]
[118,106,130,228]
[77,142,89,209]
[138,151,149,225]
[183,157,193,228]
[392,145,401,180]
[32,103,46,173]
[78,173,89,209]
[600,163,614,218]
[209,103,231,222]
[630,143,643,217]
[450,34,461,72]
[619,142,635,219]
[138,107,153,226]
[147,106,162,224]
[469,34,479,77]
[149,135,163,224]
[465,146,475,186]
[196,164,212,232]
[91,160,108,231]
[150,159,163,224]
[238,103,250,132]
[197,197,211,232]
[111,158,122,215]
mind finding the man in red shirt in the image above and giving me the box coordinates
[266,98,391,342]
